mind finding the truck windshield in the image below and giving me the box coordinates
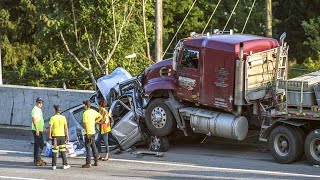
[173,40,183,71]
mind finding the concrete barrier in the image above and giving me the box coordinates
[0,85,94,127]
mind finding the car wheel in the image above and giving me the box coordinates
[145,98,176,136]
[149,135,169,152]
[269,125,303,164]
[305,129,320,165]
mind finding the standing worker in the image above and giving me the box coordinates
[31,97,46,166]
[96,100,111,161]
[48,105,70,170]
[82,100,102,168]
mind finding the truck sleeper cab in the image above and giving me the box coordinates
[142,33,286,139]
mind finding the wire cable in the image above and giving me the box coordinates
[222,0,240,32]
[241,0,256,33]
[201,0,222,34]
[162,0,197,59]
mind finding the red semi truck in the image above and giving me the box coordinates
[139,31,320,165]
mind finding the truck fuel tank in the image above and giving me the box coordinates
[179,107,248,141]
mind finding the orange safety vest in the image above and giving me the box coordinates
[100,107,111,134]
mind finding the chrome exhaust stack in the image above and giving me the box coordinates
[234,42,245,116]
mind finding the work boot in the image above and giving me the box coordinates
[40,160,47,165]
[82,163,91,168]
[93,161,98,166]
[34,161,45,166]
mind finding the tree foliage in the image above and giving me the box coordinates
[1,0,320,89]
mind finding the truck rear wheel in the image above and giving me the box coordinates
[269,125,303,164]
[304,129,320,165]
[293,126,305,160]
[145,98,176,136]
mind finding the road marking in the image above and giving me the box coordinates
[0,150,32,155]
[79,157,320,178]
[0,176,44,180]
[2,149,320,178]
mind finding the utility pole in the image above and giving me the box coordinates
[155,0,163,62]
[265,0,272,37]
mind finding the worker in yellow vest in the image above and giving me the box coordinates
[48,105,70,170]
[82,100,102,168]
[96,100,111,161]
[31,97,46,166]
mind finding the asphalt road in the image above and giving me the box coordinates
[0,126,319,180]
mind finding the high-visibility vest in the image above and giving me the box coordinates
[100,107,111,134]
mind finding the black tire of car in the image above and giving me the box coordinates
[145,98,176,136]
[149,135,169,152]
[304,129,320,165]
[269,125,303,164]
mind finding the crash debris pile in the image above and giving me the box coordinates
[44,141,84,157]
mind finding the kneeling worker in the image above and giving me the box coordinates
[48,105,70,170]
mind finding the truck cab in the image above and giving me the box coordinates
[172,34,280,112]
[142,31,288,145]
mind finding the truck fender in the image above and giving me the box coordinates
[143,77,176,97]
[259,119,307,142]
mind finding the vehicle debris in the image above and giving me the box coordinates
[136,151,165,158]
[63,67,169,156]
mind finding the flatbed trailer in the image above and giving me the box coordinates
[259,74,320,165]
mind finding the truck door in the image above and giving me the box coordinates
[174,47,201,103]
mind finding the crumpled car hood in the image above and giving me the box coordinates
[97,67,132,100]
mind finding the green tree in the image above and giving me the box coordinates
[273,0,320,63]
[34,0,154,89]
[162,0,266,58]
[0,0,44,86]
[301,16,320,72]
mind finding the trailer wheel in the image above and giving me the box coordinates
[145,98,176,136]
[293,126,305,160]
[304,129,320,165]
[269,125,303,164]
[149,135,169,152]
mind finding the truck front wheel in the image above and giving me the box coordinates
[145,98,176,136]
[269,125,303,164]
[304,129,320,165]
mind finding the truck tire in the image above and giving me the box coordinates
[292,126,305,160]
[149,135,169,152]
[269,125,303,164]
[145,98,176,136]
[304,129,320,165]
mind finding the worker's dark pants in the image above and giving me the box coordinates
[96,133,109,153]
[52,136,68,166]
[85,134,98,164]
[32,130,45,163]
